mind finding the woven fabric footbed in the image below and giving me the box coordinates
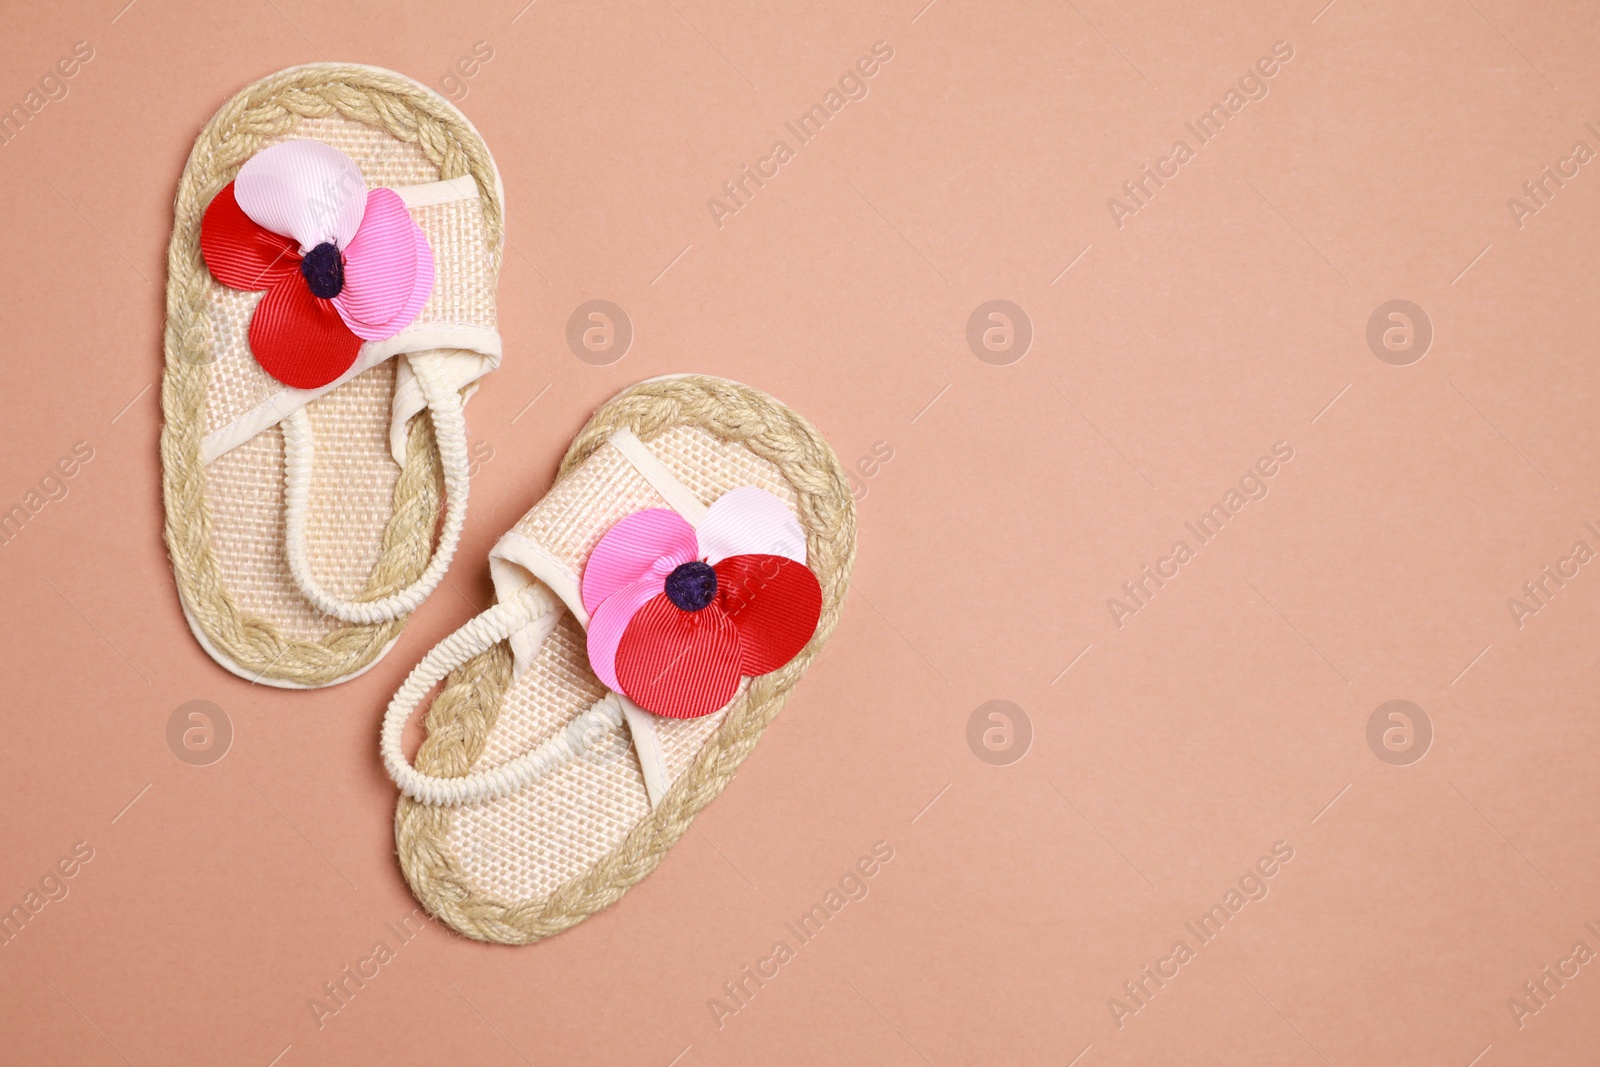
[206,363,400,640]
[445,424,794,901]
[165,64,507,690]
[201,112,495,641]
[393,376,856,944]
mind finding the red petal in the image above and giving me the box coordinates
[614,595,743,719]
[714,555,822,676]
[200,182,300,291]
[248,279,363,390]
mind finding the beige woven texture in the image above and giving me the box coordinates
[395,376,857,945]
[161,66,503,685]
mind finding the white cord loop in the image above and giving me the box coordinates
[283,356,471,624]
[381,586,631,807]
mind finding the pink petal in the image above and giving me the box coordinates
[697,487,807,565]
[235,140,367,252]
[388,223,435,330]
[581,508,698,616]
[586,575,670,692]
[338,221,432,340]
[333,189,429,340]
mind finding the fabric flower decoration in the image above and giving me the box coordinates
[582,487,822,718]
[199,139,434,389]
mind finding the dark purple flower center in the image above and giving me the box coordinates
[664,560,718,612]
[300,242,344,299]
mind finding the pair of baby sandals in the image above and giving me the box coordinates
[160,64,856,944]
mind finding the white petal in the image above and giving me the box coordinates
[235,140,367,252]
[697,487,807,565]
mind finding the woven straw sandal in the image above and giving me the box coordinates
[384,376,856,944]
[161,64,504,688]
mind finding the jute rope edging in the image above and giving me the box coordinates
[160,64,503,686]
[394,375,858,944]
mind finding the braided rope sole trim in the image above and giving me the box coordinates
[394,376,858,944]
[160,64,504,686]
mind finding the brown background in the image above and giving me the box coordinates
[2,0,1598,1064]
